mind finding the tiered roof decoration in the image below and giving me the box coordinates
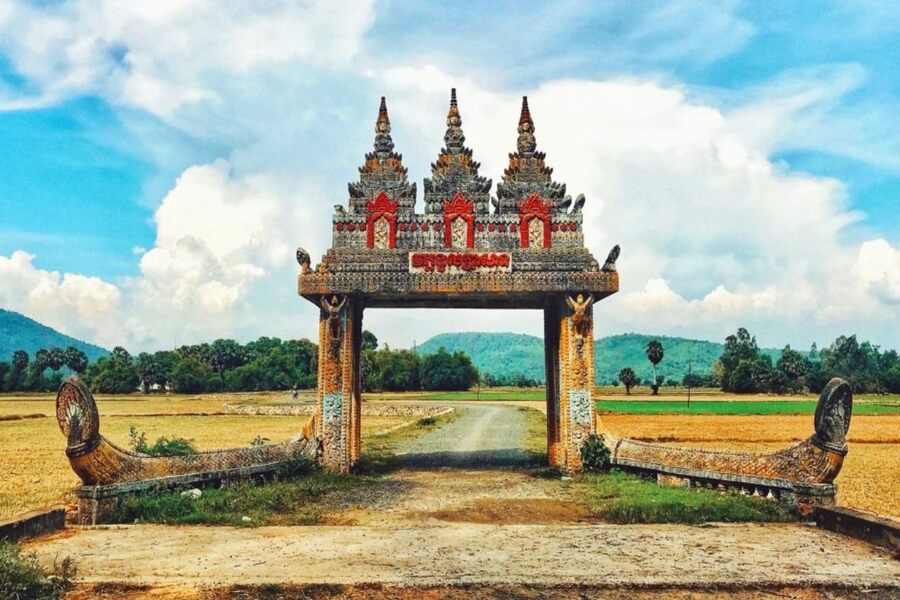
[299,89,618,308]
[496,96,573,215]
[348,96,416,215]
[423,89,492,214]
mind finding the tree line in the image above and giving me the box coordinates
[360,332,479,392]
[617,327,900,395]
[715,328,900,394]
[0,331,480,395]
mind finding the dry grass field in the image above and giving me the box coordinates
[602,414,900,518]
[0,392,409,521]
[1,391,897,521]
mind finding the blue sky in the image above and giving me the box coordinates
[0,1,897,351]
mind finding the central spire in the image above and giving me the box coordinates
[424,88,491,214]
[373,96,394,158]
[444,88,465,153]
[517,96,536,155]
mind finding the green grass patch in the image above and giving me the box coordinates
[520,407,549,463]
[573,470,793,524]
[0,541,75,600]
[115,469,370,526]
[115,410,459,526]
[596,399,900,415]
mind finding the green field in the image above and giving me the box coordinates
[380,388,900,416]
[596,399,900,415]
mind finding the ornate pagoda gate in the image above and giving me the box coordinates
[298,90,619,473]
[51,91,853,521]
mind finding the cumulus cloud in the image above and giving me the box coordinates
[120,159,327,348]
[0,251,121,346]
[857,239,900,305]
[0,0,374,117]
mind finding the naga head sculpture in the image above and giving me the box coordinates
[296,247,311,274]
[812,377,853,453]
[56,376,100,457]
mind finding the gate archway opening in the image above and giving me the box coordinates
[354,306,548,469]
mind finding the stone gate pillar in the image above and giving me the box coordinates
[553,292,598,472]
[544,303,562,467]
[316,294,363,473]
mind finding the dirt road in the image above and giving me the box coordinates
[26,404,900,593]
[393,404,533,468]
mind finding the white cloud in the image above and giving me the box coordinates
[120,159,326,348]
[0,251,121,346]
[857,239,900,305]
[0,0,374,118]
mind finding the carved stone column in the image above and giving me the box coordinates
[555,293,598,472]
[316,294,362,473]
[544,303,562,467]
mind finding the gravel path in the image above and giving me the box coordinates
[394,405,533,468]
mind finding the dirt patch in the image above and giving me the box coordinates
[64,583,900,600]
[0,413,46,421]
[27,522,900,588]
[419,497,592,524]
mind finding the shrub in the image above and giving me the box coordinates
[0,542,75,600]
[580,434,611,472]
[170,356,213,394]
[128,426,197,456]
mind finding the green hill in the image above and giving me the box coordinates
[0,309,109,362]
[415,331,784,384]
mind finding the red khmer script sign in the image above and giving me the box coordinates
[409,252,511,274]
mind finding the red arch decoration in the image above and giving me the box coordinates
[365,191,399,249]
[442,192,475,248]
[518,194,552,248]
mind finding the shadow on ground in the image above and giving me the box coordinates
[393,448,539,469]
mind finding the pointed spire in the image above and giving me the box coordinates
[519,96,533,127]
[444,88,465,152]
[517,95,537,155]
[377,96,390,126]
[449,88,458,114]
[373,95,394,158]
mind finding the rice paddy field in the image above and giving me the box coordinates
[1,388,897,520]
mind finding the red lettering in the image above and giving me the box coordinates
[410,252,511,273]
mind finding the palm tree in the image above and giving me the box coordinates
[645,340,664,395]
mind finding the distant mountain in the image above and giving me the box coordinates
[415,331,785,384]
[416,332,546,381]
[0,309,109,362]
